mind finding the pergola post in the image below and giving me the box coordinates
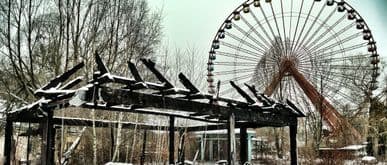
[140,129,147,165]
[200,135,205,161]
[41,109,55,165]
[240,127,248,164]
[247,134,252,161]
[4,117,13,165]
[177,130,186,164]
[227,113,236,165]
[289,118,298,165]
[169,116,175,165]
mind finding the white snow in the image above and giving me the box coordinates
[105,162,133,165]
[69,91,87,106]
[361,156,377,163]
[341,145,366,150]
[193,129,256,135]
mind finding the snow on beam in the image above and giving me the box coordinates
[127,60,143,82]
[95,52,109,74]
[61,76,83,90]
[178,73,200,94]
[230,81,255,104]
[141,58,174,89]
[37,62,84,92]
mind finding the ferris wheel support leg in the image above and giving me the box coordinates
[264,60,362,143]
[288,65,362,143]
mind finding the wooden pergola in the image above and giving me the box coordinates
[4,54,305,165]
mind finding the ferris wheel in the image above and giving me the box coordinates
[207,0,380,138]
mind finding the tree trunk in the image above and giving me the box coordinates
[130,114,139,163]
[92,109,97,165]
[112,112,123,161]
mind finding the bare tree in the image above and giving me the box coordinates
[1,0,163,164]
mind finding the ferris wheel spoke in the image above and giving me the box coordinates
[280,0,287,56]
[309,77,357,104]
[298,68,314,76]
[220,41,264,58]
[219,73,256,87]
[263,56,280,64]
[292,0,316,53]
[291,77,303,100]
[284,78,293,98]
[313,32,362,54]
[305,14,347,51]
[312,70,365,88]
[321,65,372,70]
[213,61,258,67]
[290,0,305,51]
[225,31,266,54]
[295,2,326,54]
[321,54,370,62]
[239,16,271,50]
[219,87,235,96]
[315,70,363,81]
[213,68,256,76]
[260,4,285,54]
[270,3,285,47]
[250,9,275,49]
[216,51,260,62]
[310,22,356,51]
[295,51,314,64]
[288,0,294,42]
[220,85,251,97]
[301,7,337,52]
[216,51,259,62]
[313,42,368,59]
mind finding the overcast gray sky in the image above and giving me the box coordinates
[148,0,386,61]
